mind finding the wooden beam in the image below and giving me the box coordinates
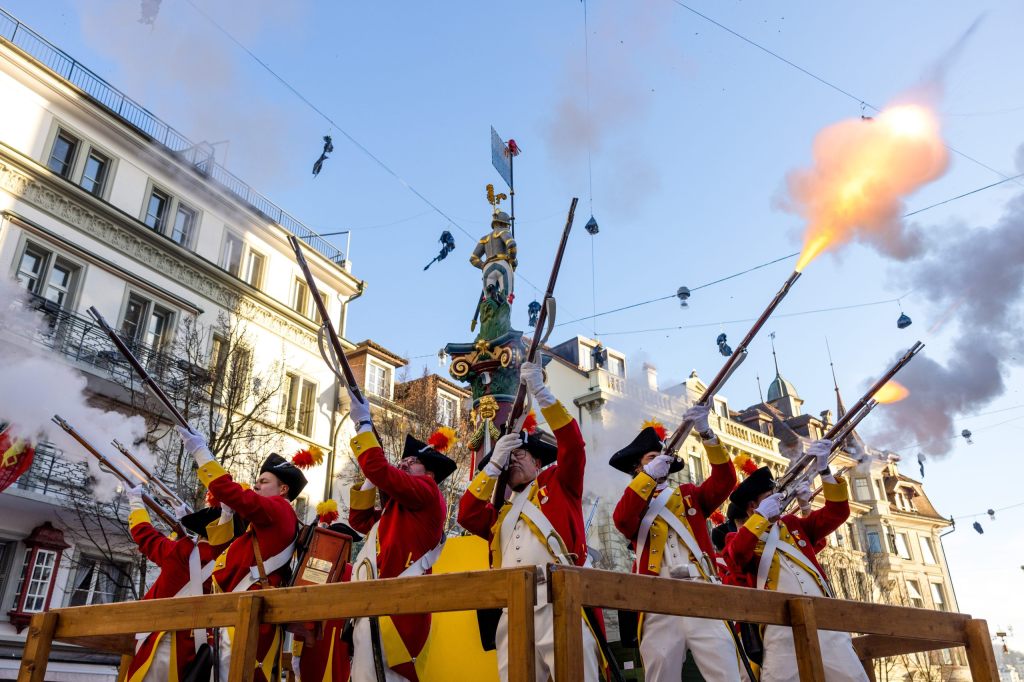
[17,612,58,682]
[860,656,877,682]
[117,654,133,682]
[53,591,242,637]
[505,567,537,682]
[58,633,135,654]
[788,598,826,682]
[228,594,264,682]
[551,566,584,682]
[852,634,962,660]
[963,619,998,681]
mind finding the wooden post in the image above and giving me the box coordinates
[17,612,58,682]
[860,656,877,682]
[963,619,998,681]
[117,654,134,681]
[228,594,264,682]
[550,566,584,682]
[505,568,537,682]
[787,598,826,682]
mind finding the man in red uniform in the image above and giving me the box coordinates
[457,361,601,681]
[123,487,239,682]
[724,440,867,682]
[610,405,743,682]
[345,388,455,682]
[177,427,306,682]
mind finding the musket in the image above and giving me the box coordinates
[491,197,578,507]
[112,439,188,511]
[287,235,366,403]
[662,270,803,458]
[86,307,189,428]
[53,415,186,535]
[776,341,924,505]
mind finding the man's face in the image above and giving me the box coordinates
[508,448,541,489]
[254,472,289,499]
[633,451,660,476]
[398,456,431,479]
[746,490,774,520]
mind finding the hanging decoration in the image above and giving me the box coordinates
[716,333,733,357]
[972,521,984,534]
[423,230,457,270]
[677,286,691,308]
[917,452,926,478]
[585,216,599,235]
[591,342,608,369]
[897,312,913,329]
[986,509,995,521]
[312,134,334,177]
[961,429,973,445]
[528,300,542,328]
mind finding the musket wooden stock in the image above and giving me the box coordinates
[86,307,188,427]
[663,269,802,457]
[112,439,185,509]
[491,197,578,506]
[52,416,185,535]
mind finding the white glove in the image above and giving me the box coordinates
[795,480,812,513]
[484,433,521,478]
[642,453,674,481]
[218,504,235,525]
[807,439,833,473]
[173,502,191,520]
[126,484,145,512]
[348,387,373,433]
[755,493,783,520]
[359,478,375,491]
[175,425,213,466]
[683,403,713,438]
[291,654,301,679]
[520,361,556,408]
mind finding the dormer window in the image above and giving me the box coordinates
[367,362,392,400]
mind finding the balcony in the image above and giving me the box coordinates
[14,441,89,501]
[0,8,347,267]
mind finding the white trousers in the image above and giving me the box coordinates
[640,612,744,682]
[496,602,600,682]
[760,625,870,682]
[351,618,412,682]
[140,635,172,682]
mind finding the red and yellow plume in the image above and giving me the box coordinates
[734,452,759,476]
[522,411,538,434]
[316,499,339,525]
[427,426,457,453]
[205,489,220,508]
[710,510,726,525]
[642,419,668,441]
[292,445,325,470]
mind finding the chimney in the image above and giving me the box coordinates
[643,362,658,391]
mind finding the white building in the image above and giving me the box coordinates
[0,10,364,678]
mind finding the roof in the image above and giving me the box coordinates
[350,340,408,368]
[767,373,800,402]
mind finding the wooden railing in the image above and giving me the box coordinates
[548,565,998,682]
[17,567,538,682]
[18,565,999,682]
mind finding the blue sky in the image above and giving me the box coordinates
[7,0,1023,646]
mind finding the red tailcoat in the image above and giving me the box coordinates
[724,477,850,593]
[198,461,299,681]
[612,442,735,577]
[125,508,230,681]
[457,401,588,568]
[348,430,446,681]
[296,564,353,682]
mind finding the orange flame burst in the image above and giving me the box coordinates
[873,380,910,404]
[789,103,948,272]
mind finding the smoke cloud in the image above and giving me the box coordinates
[0,279,153,499]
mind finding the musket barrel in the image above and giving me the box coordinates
[113,439,185,508]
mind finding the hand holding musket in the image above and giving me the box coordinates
[112,439,188,512]
[662,270,803,459]
[53,415,186,535]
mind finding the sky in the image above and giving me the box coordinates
[4,0,1023,647]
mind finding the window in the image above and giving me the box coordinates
[292,278,310,317]
[929,582,947,611]
[874,479,887,501]
[121,293,175,355]
[144,188,170,232]
[580,346,594,371]
[366,363,391,399]
[866,530,882,554]
[15,243,81,309]
[14,550,57,613]
[437,394,456,427]
[855,572,869,601]
[845,522,859,551]
[80,150,110,196]
[854,478,871,501]
[220,231,244,276]
[283,373,317,437]
[47,131,79,178]
[170,203,197,248]
[894,532,912,560]
[919,536,937,565]
[68,556,126,606]
[608,356,625,378]
[906,579,924,608]
[244,250,266,290]
[0,541,13,605]
[688,453,704,484]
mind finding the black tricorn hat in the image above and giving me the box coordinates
[609,426,684,475]
[403,435,457,484]
[180,506,245,541]
[327,522,363,543]
[260,453,308,501]
[710,519,737,552]
[477,432,558,471]
[728,466,775,512]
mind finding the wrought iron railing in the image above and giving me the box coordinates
[0,8,348,267]
[15,441,89,499]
